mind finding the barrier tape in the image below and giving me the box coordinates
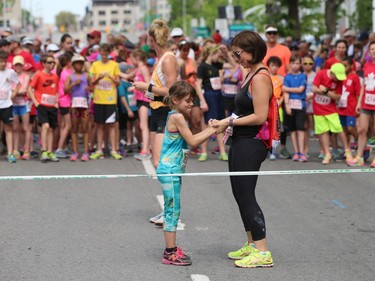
[0,168,374,181]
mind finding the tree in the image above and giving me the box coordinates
[353,0,372,32]
[325,0,344,34]
[55,11,77,32]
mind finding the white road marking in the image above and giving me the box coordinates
[191,274,210,281]
[141,158,156,178]
[157,195,185,230]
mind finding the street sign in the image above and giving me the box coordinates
[229,23,254,38]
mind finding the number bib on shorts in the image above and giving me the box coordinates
[210,77,222,90]
[222,84,237,95]
[41,94,56,106]
[128,93,137,107]
[315,94,331,105]
[289,99,303,110]
[72,97,88,108]
[364,93,375,106]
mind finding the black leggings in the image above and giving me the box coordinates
[228,137,268,241]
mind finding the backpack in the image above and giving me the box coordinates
[250,68,281,152]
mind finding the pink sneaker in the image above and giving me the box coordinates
[70,152,78,161]
[347,156,364,167]
[81,153,89,162]
[370,159,375,168]
[299,153,308,162]
[292,153,300,161]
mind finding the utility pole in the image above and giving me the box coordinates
[3,0,6,29]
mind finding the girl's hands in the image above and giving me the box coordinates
[210,119,228,134]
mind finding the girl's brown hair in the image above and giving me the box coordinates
[164,81,197,108]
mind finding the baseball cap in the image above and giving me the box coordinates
[330,63,347,81]
[87,30,101,38]
[13,55,24,65]
[119,63,134,73]
[265,26,278,33]
[6,35,21,43]
[72,55,85,63]
[343,29,356,38]
[171,27,184,37]
[46,43,60,52]
[21,37,33,45]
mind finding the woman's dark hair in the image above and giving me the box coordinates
[231,31,267,64]
[335,39,348,49]
[56,51,73,77]
[0,50,8,60]
[40,54,54,63]
[60,33,72,44]
[164,81,197,108]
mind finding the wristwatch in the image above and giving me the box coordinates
[148,84,153,93]
[323,88,329,95]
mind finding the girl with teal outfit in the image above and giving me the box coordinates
[156,81,216,266]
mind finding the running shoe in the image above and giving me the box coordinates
[198,153,207,162]
[40,151,49,163]
[292,153,300,161]
[234,248,273,268]
[299,153,308,162]
[134,152,152,161]
[162,247,192,266]
[190,147,201,155]
[367,137,375,147]
[89,151,104,160]
[70,152,78,161]
[211,145,220,155]
[12,151,21,160]
[219,153,228,161]
[269,153,277,161]
[7,153,16,163]
[363,147,371,162]
[279,148,291,159]
[21,152,30,160]
[347,156,364,167]
[150,212,164,223]
[30,151,39,158]
[110,151,122,160]
[318,153,325,159]
[370,159,375,168]
[344,149,353,163]
[48,152,59,162]
[55,149,68,158]
[154,215,164,227]
[322,154,332,165]
[81,153,89,162]
[228,242,255,260]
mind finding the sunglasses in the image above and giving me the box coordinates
[266,32,278,35]
[303,62,313,65]
[232,50,244,59]
[45,61,55,65]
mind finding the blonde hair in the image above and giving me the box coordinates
[201,44,220,62]
[148,19,169,48]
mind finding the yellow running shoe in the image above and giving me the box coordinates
[234,248,273,268]
[228,242,255,260]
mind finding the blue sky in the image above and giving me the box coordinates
[22,0,89,24]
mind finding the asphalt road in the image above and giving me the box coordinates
[0,142,374,281]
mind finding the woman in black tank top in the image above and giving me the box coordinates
[211,31,274,268]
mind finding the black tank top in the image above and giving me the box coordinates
[233,67,268,138]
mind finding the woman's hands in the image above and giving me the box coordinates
[209,118,228,134]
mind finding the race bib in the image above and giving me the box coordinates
[338,91,350,108]
[41,94,56,106]
[0,90,9,100]
[289,99,302,110]
[72,97,88,108]
[222,84,237,95]
[210,77,222,90]
[96,80,112,91]
[181,148,190,171]
[128,93,137,107]
[364,93,375,106]
[145,91,154,100]
[315,94,331,105]
[13,95,26,105]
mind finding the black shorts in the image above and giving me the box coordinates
[29,114,35,124]
[150,106,170,133]
[37,105,58,129]
[59,107,70,115]
[284,109,306,131]
[94,104,117,124]
[0,106,13,124]
[136,100,150,109]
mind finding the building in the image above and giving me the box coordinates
[90,0,144,33]
[150,0,171,22]
[0,0,22,32]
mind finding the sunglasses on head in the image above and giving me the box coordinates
[232,50,243,59]
[266,31,278,35]
[303,62,313,65]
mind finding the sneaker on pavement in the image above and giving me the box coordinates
[55,149,67,158]
[198,153,207,162]
[228,242,255,260]
[81,153,89,162]
[292,153,300,161]
[279,148,291,159]
[344,149,353,163]
[13,151,21,160]
[110,151,122,160]
[7,153,17,163]
[318,153,325,159]
[154,215,164,227]
[234,248,273,268]
[269,153,276,161]
[89,151,104,160]
[40,151,49,163]
[162,247,192,266]
[299,153,308,162]
[322,154,332,165]
[134,152,152,161]
[219,152,228,161]
[21,151,30,160]
[48,151,59,162]
[70,152,78,161]
[347,156,364,167]
[370,159,375,168]
[150,212,164,223]
[363,147,371,162]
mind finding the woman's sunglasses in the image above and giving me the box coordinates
[303,62,313,65]
[232,50,243,59]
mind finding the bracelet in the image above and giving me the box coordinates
[148,84,153,93]
[229,117,234,127]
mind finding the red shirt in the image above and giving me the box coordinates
[312,69,342,116]
[7,50,37,72]
[338,72,361,116]
[29,71,59,107]
[362,61,375,110]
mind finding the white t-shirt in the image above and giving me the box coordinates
[0,69,19,109]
